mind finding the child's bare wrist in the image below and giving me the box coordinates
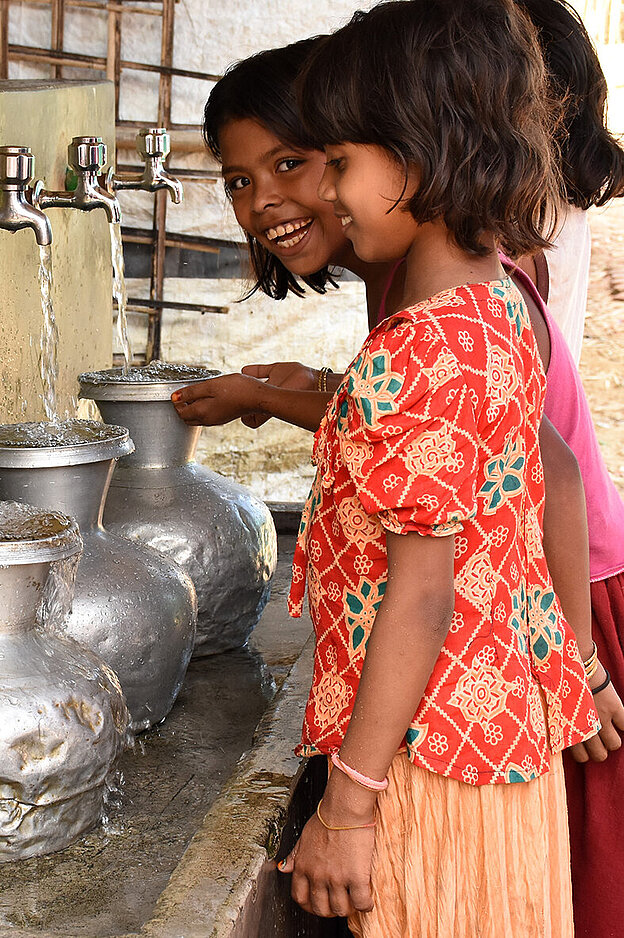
[255,381,281,418]
[578,639,596,664]
[324,771,378,820]
[321,791,376,827]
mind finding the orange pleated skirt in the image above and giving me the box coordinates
[348,751,573,938]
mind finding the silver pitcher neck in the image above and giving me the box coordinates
[0,461,115,531]
[96,399,201,468]
[0,503,81,635]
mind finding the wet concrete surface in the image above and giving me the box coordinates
[0,535,313,937]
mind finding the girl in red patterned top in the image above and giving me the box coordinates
[274,2,599,935]
[174,18,624,937]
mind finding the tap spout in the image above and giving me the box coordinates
[113,166,183,203]
[37,177,122,224]
[0,147,53,246]
[0,188,53,245]
[35,137,122,225]
[111,128,183,204]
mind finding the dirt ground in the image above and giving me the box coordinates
[580,199,624,495]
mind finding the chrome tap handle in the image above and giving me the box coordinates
[136,127,171,163]
[68,136,108,175]
[0,146,35,187]
[0,147,52,246]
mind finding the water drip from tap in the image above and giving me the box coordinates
[110,222,133,373]
[38,244,59,423]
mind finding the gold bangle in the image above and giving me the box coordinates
[583,642,599,679]
[585,656,599,680]
[316,799,376,831]
[317,367,332,393]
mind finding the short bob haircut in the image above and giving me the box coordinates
[298,0,562,259]
[202,37,336,299]
[516,0,624,208]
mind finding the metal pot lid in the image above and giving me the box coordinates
[0,420,134,467]
[0,501,82,564]
[79,362,221,402]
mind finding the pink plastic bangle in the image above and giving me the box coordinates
[331,752,389,792]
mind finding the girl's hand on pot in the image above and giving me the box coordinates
[277,809,375,918]
[171,373,263,426]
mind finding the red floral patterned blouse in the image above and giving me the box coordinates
[288,278,599,786]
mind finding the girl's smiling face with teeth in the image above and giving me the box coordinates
[219,118,352,276]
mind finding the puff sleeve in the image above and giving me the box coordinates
[338,316,479,536]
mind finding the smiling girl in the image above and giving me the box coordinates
[202,37,403,318]
[175,14,623,758]
[269,3,600,934]
[176,0,604,933]
[217,106,350,295]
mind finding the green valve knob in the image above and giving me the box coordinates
[65,167,79,192]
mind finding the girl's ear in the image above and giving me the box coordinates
[389,160,420,215]
[405,162,420,197]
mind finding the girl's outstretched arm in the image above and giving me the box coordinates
[540,416,624,761]
[171,372,332,432]
[240,362,344,428]
[280,530,455,918]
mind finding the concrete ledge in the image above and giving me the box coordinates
[142,639,314,938]
[267,503,304,535]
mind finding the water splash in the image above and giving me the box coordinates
[110,222,132,372]
[0,418,126,447]
[38,553,81,633]
[81,360,220,384]
[38,244,59,422]
[0,502,75,543]
[78,398,102,422]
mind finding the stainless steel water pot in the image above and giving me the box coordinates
[0,501,129,862]
[0,422,197,731]
[79,372,277,656]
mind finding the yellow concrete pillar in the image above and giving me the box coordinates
[0,80,115,422]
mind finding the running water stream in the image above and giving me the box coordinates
[38,244,59,422]
[110,222,132,372]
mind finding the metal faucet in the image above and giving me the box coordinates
[0,147,53,246]
[36,137,121,224]
[111,128,183,203]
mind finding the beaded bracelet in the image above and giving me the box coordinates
[317,366,333,393]
[316,799,376,831]
[591,667,611,696]
[331,752,389,792]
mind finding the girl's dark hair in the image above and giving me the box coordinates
[298,0,562,258]
[517,0,624,208]
[203,38,336,299]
